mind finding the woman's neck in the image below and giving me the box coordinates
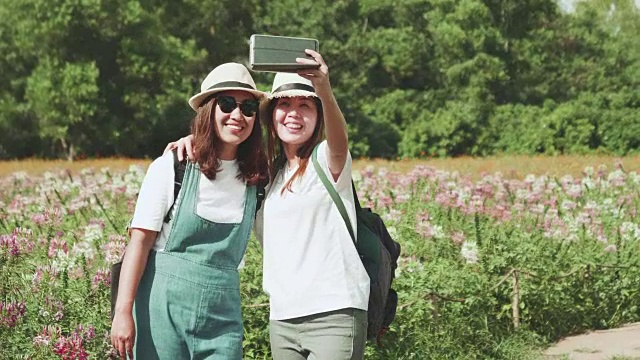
[217,143,237,161]
[282,143,300,169]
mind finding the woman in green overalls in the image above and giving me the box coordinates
[110,62,267,360]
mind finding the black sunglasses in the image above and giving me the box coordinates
[215,95,259,117]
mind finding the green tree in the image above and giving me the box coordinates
[25,59,100,160]
[0,0,638,158]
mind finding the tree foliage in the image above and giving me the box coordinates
[0,0,638,159]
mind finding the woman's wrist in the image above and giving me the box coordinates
[315,84,335,102]
[114,301,134,315]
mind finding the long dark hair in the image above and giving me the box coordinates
[263,97,324,194]
[191,95,268,186]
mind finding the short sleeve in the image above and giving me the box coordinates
[316,140,352,192]
[130,152,174,232]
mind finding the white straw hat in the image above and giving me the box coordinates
[268,72,317,98]
[188,63,265,111]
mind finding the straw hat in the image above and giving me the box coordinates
[268,72,317,98]
[188,63,265,111]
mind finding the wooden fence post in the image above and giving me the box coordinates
[512,269,520,329]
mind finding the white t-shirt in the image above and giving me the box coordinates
[258,140,370,320]
[130,152,247,251]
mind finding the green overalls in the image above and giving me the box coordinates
[133,162,256,359]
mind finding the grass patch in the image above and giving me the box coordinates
[354,154,640,179]
[0,157,150,177]
[2,154,639,178]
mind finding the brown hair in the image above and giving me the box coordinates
[263,97,324,194]
[191,95,268,186]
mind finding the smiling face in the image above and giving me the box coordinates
[272,96,319,147]
[212,90,258,150]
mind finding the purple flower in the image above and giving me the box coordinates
[0,300,27,328]
[53,332,89,360]
[48,238,69,258]
[92,269,111,290]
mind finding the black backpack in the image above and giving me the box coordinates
[311,147,401,342]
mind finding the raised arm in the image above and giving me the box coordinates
[297,49,348,181]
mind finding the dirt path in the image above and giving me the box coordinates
[544,323,640,359]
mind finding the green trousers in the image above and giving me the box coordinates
[269,308,367,360]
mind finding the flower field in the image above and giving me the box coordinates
[1,159,639,359]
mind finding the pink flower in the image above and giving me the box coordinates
[32,213,48,225]
[435,192,451,206]
[566,184,583,198]
[103,235,126,265]
[84,325,96,340]
[7,196,25,215]
[0,228,36,258]
[92,269,111,290]
[75,324,96,340]
[48,238,69,258]
[407,165,436,179]
[53,332,89,360]
[32,267,44,289]
[416,211,430,223]
[0,300,27,328]
[0,234,20,257]
[526,192,542,204]
[379,195,393,208]
[33,325,61,347]
[451,231,465,246]
[53,337,71,356]
[415,222,433,239]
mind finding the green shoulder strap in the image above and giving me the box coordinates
[311,144,356,244]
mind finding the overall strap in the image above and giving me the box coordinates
[311,145,356,244]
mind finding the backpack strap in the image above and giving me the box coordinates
[164,149,187,223]
[351,181,363,212]
[255,184,266,214]
[311,144,356,244]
